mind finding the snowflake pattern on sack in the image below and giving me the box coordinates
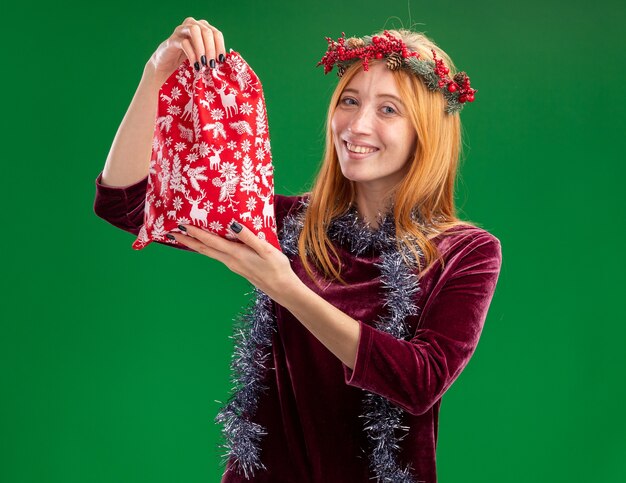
[132,51,279,251]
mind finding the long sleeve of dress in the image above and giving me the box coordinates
[93,171,194,252]
[93,171,149,236]
[342,233,502,416]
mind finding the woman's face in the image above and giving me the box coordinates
[331,61,417,194]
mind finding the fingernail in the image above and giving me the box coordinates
[218,53,225,63]
[194,61,200,71]
[201,55,207,66]
[178,224,187,232]
[209,58,216,69]
[166,233,175,240]
[230,221,242,233]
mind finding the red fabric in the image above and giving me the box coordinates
[132,51,280,251]
[93,178,503,482]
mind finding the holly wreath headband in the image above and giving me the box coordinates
[316,30,476,114]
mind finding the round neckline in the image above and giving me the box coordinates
[285,196,471,259]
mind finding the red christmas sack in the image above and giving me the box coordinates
[132,50,280,251]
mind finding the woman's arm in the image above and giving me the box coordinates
[93,171,193,252]
[100,17,228,187]
[281,279,362,370]
[93,171,149,236]
[94,18,228,249]
[280,233,503,416]
[99,62,164,188]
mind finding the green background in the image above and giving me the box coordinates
[2,0,624,481]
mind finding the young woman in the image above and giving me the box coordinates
[94,17,502,483]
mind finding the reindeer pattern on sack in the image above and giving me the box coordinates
[133,51,280,251]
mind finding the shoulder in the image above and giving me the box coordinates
[274,192,310,225]
[437,223,501,248]
[432,223,502,271]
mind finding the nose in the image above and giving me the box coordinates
[347,104,374,135]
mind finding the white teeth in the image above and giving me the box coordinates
[346,141,377,154]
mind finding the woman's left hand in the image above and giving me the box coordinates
[167,222,298,305]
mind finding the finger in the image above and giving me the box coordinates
[227,222,274,258]
[197,20,218,67]
[168,232,229,263]
[199,20,226,63]
[182,225,245,256]
[177,18,199,64]
[178,24,205,71]
[178,37,196,68]
[213,28,226,63]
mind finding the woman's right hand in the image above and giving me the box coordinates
[146,17,227,84]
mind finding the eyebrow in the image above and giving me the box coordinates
[342,88,406,107]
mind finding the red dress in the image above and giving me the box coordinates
[94,171,503,483]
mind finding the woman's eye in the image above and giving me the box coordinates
[339,98,397,114]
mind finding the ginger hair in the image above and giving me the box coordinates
[297,28,480,289]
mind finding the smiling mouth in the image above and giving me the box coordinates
[344,141,379,154]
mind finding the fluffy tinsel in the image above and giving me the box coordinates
[215,198,433,482]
